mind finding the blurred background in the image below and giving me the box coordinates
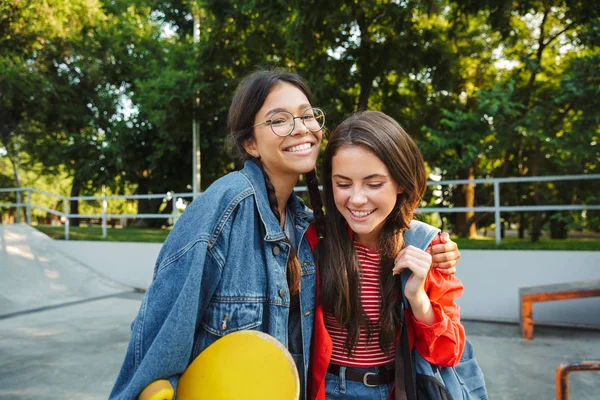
[1,2,600,399]
[1,0,599,247]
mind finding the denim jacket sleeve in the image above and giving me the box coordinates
[109,235,222,399]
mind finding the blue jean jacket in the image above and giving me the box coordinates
[110,161,317,399]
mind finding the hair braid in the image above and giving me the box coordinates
[305,169,325,239]
[253,160,302,296]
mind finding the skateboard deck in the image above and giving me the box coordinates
[139,330,300,400]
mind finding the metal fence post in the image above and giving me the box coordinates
[172,194,179,225]
[494,180,501,245]
[26,189,31,225]
[64,200,70,241]
[102,194,107,239]
[15,189,21,224]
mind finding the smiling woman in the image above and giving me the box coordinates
[109,70,327,400]
[331,146,403,251]
[308,111,469,400]
[241,82,324,200]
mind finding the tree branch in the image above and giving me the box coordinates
[543,21,577,48]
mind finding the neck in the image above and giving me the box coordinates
[354,232,379,252]
[262,167,299,227]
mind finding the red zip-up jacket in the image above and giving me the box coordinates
[305,225,466,400]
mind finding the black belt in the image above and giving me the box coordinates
[327,364,395,387]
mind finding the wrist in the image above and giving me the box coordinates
[407,291,434,324]
[406,289,428,311]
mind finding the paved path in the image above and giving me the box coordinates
[0,225,598,399]
[0,225,129,319]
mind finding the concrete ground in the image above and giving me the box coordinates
[1,225,599,399]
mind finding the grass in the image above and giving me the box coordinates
[453,236,600,251]
[34,225,600,250]
[35,225,170,243]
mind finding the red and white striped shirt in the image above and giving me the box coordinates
[323,241,394,367]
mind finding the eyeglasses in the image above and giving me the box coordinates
[252,107,325,137]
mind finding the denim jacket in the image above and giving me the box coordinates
[110,161,317,399]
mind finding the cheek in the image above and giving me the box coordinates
[332,188,345,208]
[383,190,400,211]
[315,131,324,144]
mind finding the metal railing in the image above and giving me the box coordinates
[0,188,197,240]
[1,174,599,244]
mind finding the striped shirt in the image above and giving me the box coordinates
[323,241,394,367]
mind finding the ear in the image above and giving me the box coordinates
[243,138,260,159]
[397,186,405,194]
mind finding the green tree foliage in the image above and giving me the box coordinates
[1,0,598,238]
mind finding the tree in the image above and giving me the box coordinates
[454,0,600,240]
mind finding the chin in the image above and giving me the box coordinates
[295,161,318,173]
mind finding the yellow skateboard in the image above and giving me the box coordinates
[138,330,300,400]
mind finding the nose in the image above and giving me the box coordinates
[290,116,309,136]
[349,188,368,206]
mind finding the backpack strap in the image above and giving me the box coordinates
[400,221,441,308]
[396,221,441,400]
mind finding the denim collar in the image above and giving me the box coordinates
[240,160,309,242]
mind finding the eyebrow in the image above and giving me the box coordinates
[263,103,312,118]
[333,173,389,180]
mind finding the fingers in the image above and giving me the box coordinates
[432,264,457,275]
[430,238,461,264]
[439,231,451,243]
[393,245,432,276]
[431,252,459,274]
[430,232,460,274]
[431,249,461,263]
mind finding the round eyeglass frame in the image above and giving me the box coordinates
[252,107,325,137]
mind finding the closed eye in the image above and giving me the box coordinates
[367,183,384,188]
[335,182,351,188]
[270,118,288,126]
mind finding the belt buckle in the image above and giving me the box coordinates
[362,371,377,387]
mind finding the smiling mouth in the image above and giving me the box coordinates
[284,143,313,152]
[350,209,375,218]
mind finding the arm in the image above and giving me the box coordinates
[109,240,221,399]
[406,269,465,367]
[393,235,465,367]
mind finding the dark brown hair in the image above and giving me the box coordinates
[226,69,324,296]
[318,111,427,355]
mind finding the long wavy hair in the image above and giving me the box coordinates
[226,69,324,296]
[318,111,427,355]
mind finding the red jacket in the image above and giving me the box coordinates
[305,225,466,400]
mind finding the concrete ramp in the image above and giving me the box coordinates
[0,224,130,318]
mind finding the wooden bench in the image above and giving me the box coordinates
[519,279,600,340]
[556,361,600,400]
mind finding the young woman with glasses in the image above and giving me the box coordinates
[110,70,461,400]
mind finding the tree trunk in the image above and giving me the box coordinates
[5,139,22,223]
[69,177,82,227]
[355,4,374,111]
[530,149,542,243]
[132,180,170,228]
[518,213,526,239]
[133,198,170,228]
[549,212,568,239]
[454,166,477,238]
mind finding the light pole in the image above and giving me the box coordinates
[192,10,201,197]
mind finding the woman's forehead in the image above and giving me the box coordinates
[258,83,311,117]
[332,146,389,177]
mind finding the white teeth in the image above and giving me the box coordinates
[351,210,374,217]
[286,143,312,152]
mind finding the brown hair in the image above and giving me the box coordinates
[226,69,324,296]
[318,111,427,355]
